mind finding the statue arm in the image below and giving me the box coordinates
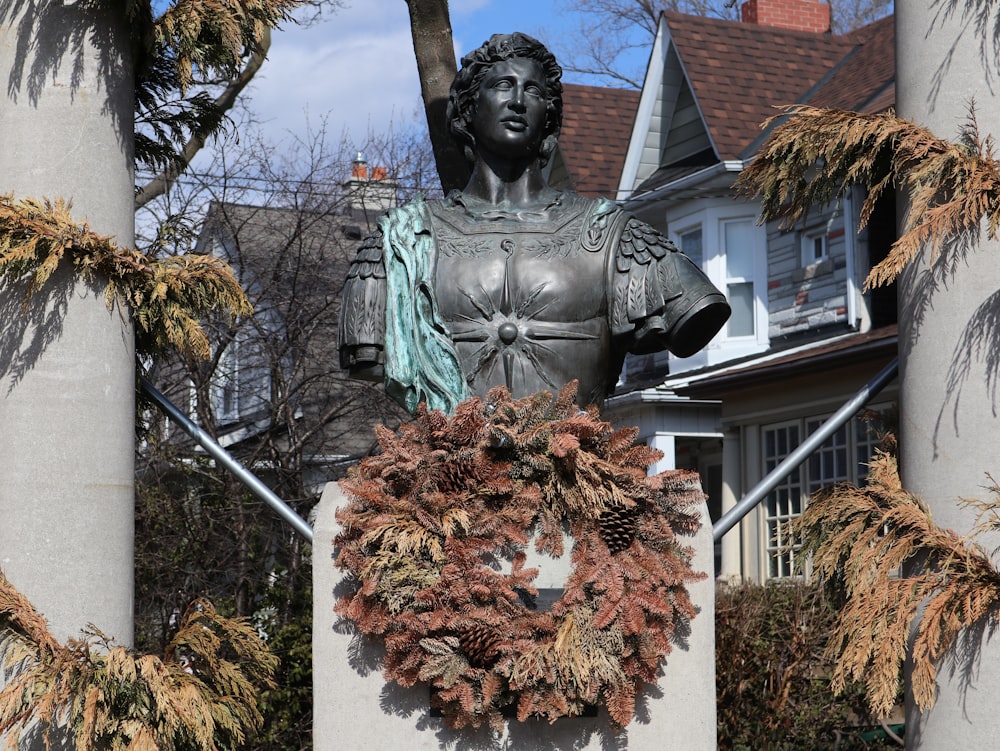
[612,216,731,358]
[339,227,387,381]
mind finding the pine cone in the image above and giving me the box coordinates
[436,459,475,494]
[458,624,502,667]
[599,505,638,554]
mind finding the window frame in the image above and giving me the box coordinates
[801,228,829,266]
[759,406,890,580]
[668,201,769,364]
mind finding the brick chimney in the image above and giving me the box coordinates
[344,152,397,213]
[741,0,831,33]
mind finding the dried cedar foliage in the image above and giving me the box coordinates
[737,105,1000,289]
[0,572,277,751]
[0,195,252,362]
[793,447,1000,716]
[335,383,705,731]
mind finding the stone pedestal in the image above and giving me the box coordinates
[314,481,717,750]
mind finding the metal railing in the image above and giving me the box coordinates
[142,353,898,548]
[712,357,899,543]
[140,377,315,543]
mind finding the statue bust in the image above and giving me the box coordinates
[339,33,730,414]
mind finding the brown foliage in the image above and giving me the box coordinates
[793,447,1000,716]
[335,382,705,730]
[153,0,301,94]
[0,195,251,363]
[0,572,277,751]
[736,105,1000,289]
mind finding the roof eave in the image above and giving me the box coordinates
[623,160,744,211]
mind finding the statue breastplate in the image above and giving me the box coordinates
[428,195,615,405]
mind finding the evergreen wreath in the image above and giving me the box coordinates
[334,383,706,731]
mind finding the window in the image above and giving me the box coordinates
[802,230,828,265]
[679,226,703,268]
[723,219,756,338]
[667,202,768,370]
[761,409,886,578]
[210,328,272,425]
[763,422,803,578]
[213,338,241,423]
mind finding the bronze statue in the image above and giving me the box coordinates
[340,33,730,414]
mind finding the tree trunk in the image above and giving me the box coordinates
[0,1,135,644]
[897,4,1000,748]
[405,0,471,194]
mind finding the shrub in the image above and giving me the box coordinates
[716,580,898,750]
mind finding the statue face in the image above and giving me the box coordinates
[471,57,548,161]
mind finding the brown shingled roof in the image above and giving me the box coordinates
[663,11,895,161]
[807,14,895,113]
[558,83,640,197]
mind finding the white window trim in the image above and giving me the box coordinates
[667,200,769,370]
[757,405,890,581]
[801,228,829,266]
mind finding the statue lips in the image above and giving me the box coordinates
[502,115,529,131]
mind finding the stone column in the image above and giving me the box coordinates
[0,2,134,643]
[896,4,1000,747]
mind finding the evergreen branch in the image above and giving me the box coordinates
[152,0,301,94]
[132,0,303,185]
[793,449,1000,716]
[135,28,272,208]
[0,195,252,363]
[736,104,1000,289]
[0,573,276,751]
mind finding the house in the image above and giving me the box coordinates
[144,161,406,504]
[605,0,898,581]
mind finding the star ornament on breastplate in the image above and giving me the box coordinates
[449,243,599,393]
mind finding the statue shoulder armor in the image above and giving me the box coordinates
[339,224,389,373]
[609,214,684,338]
[609,212,731,357]
[616,215,681,272]
[344,225,385,281]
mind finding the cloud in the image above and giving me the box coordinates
[244,4,423,147]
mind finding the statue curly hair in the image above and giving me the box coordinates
[447,32,564,167]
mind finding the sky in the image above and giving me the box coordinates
[239,0,642,153]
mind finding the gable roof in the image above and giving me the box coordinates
[806,15,895,114]
[557,83,641,198]
[665,11,854,161]
[621,12,895,197]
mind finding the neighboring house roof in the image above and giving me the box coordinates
[622,11,895,197]
[666,11,851,161]
[807,15,895,114]
[189,199,402,460]
[671,323,898,398]
[557,83,640,198]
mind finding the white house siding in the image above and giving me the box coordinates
[765,205,851,340]
[661,79,712,166]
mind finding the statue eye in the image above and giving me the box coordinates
[492,79,513,91]
[525,84,543,97]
